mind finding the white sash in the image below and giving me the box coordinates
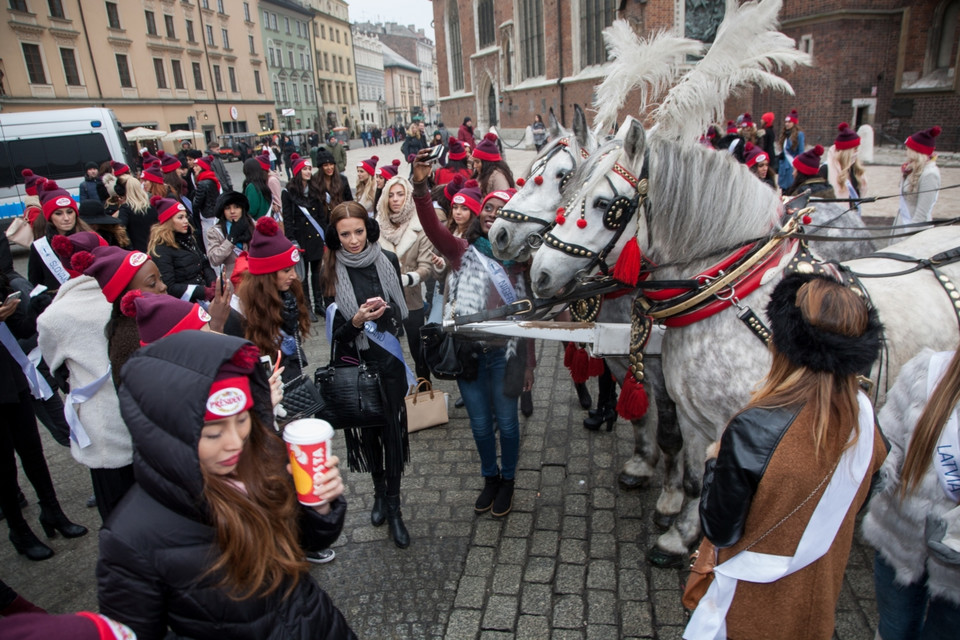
[471,246,517,305]
[927,352,960,502]
[684,392,875,640]
[63,366,112,449]
[33,237,71,285]
[0,322,54,400]
[298,205,325,241]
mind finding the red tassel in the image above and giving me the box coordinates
[516,177,526,187]
[569,346,591,384]
[616,375,649,420]
[564,341,576,368]
[612,237,642,286]
[587,356,605,377]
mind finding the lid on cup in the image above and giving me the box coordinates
[282,419,334,444]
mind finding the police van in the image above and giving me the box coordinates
[0,107,132,220]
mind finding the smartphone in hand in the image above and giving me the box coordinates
[4,291,22,304]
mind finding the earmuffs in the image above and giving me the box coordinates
[324,217,380,251]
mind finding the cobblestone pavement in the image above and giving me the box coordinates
[5,139,957,638]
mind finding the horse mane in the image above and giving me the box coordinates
[645,138,781,266]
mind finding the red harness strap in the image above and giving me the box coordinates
[645,243,756,301]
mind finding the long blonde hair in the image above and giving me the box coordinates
[118,174,151,214]
[834,147,865,194]
[903,148,933,193]
[146,218,189,256]
[355,171,377,212]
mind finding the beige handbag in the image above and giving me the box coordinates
[405,378,449,433]
[5,216,34,249]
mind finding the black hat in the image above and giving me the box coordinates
[84,161,98,171]
[214,191,249,218]
[78,199,119,226]
[315,147,335,166]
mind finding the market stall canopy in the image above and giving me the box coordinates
[162,129,203,142]
[125,126,168,141]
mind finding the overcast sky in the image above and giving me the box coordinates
[347,0,436,41]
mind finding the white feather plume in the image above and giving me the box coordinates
[651,0,811,144]
[591,20,704,135]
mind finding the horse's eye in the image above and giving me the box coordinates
[555,170,567,180]
[594,198,610,210]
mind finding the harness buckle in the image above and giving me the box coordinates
[511,299,534,316]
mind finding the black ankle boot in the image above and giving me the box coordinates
[385,495,409,549]
[583,406,617,432]
[371,476,387,527]
[475,475,501,513]
[9,524,54,561]
[574,382,592,409]
[491,478,515,517]
[38,505,88,539]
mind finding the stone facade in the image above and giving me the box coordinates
[258,0,320,133]
[302,0,358,135]
[352,29,387,130]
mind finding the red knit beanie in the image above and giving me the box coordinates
[40,180,79,221]
[740,113,754,128]
[204,344,259,421]
[792,144,824,176]
[51,231,108,278]
[151,195,187,224]
[481,188,516,212]
[80,246,152,302]
[447,137,467,161]
[21,169,45,196]
[110,160,130,176]
[725,120,738,135]
[785,109,799,124]
[905,126,941,156]
[247,217,300,275]
[255,149,271,171]
[451,179,483,215]
[744,142,769,168]
[141,152,160,169]
[157,150,181,173]
[472,132,501,162]
[141,164,164,185]
[358,155,379,176]
[833,122,860,150]
[290,153,311,175]
[196,155,215,171]
[121,290,211,345]
[379,159,401,181]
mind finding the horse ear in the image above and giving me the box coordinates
[548,108,562,139]
[573,104,589,149]
[620,117,646,168]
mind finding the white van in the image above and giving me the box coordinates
[0,107,132,220]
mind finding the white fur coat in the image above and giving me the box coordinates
[37,276,133,469]
[862,348,960,605]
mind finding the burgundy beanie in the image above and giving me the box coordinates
[40,180,79,220]
[451,179,483,215]
[21,169,46,196]
[472,132,501,162]
[740,113,755,128]
[204,345,258,421]
[256,149,271,171]
[141,152,160,169]
[247,217,299,275]
[744,142,769,168]
[141,164,164,185]
[793,144,824,176]
[290,153,311,175]
[196,155,215,171]
[706,125,720,141]
[110,160,130,176]
[51,231,108,278]
[121,290,211,345]
[834,122,860,150]
[481,188,516,211]
[151,195,187,224]
[906,125,941,156]
[379,159,401,181]
[448,137,467,161]
[359,155,379,176]
[725,120,738,135]
[157,150,181,173]
[785,109,799,124]
[444,173,466,201]
[79,245,152,302]
[0,611,136,640]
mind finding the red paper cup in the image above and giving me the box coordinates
[282,419,334,506]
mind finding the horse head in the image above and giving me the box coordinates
[490,105,598,262]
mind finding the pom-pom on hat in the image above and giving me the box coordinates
[82,245,152,302]
[51,231,108,278]
[744,142,769,168]
[110,160,130,176]
[481,188,516,212]
[792,144,824,176]
[140,152,160,169]
[725,120,738,135]
[141,164,164,185]
[451,179,483,215]
[204,344,259,422]
[40,180,79,221]
[21,169,46,196]
[447,137,467,161]
[290,153,311,176]
[151,195,187,224]
[740,113,755,128]
[157,150,181,173]
[443,173,466,202]
[255,149,271,171]
[121,290,211,345]
[247,216,299,275]
[834,122,860,150]
[905,125,941,156]
[785,109,799,124]
[359,155,379,176]
[379,159,401,181]
[472,132,501,162]
[196,155,215,172]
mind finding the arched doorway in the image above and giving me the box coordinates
[487,85,498,127]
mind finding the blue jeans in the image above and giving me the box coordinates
[875,552,960,639]
[457,348,519,480]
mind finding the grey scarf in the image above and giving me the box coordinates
[334,241,408,350]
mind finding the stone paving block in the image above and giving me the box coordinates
[562,515,588,539]
[447,489,482,506]
[656,626,685,640]
[620,600,655,636]
[586,560,617,591]
[567,455,591,474]
[435,521,467,537]
[516,614,550,639]
[555,563,586,595]
[544,446,568,465]
[539,484,564,505]
[650,566,684,591]
[564,493,588,516]
[513,489,539,512]
[472,519,503,547]
[536,505,562,531]
[587,589,617,625]
[651,590,687,626]
[482,594,519,631]
[529,530,560,556]
[492,564,523,596]
[591,509,616,534]
[445,608,482,640]
[498,537,528,565]
[516,468,542,488]
[589,533,617,559]
[553,594,586,628]
[586,623,620,640]
[592,487,616,509]
[464,547,496,577]
[524,556,558,584]
[349,525,390,543]
[541,464,566,486]
[504,511,534,538]
[479,632,513,640]
[559,538,588,564]
[454,576,489,609]
[551,630,585,640]
[618,542,644,570]
[520,582,553,616]
[618,568,649,601]
[567,474,591,494]
[834,609,874,640]
[844,567,876,601]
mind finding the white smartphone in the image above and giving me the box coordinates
[4,291,22,304]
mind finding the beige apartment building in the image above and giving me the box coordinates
[302,0,358,135]
[1,0,274,147]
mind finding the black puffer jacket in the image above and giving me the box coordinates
[117,204,160,254]
[98,332,355,640]
[152,233,215,302]
[192,177,220,224]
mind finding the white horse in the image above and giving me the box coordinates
[531,118,960,565]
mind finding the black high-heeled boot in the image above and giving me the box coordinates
[574,382,592,410]
[38,505,88,539]
[370,475,387,527]
[9,523,54,561]
[583,406,617,431]
[385,495,409,549]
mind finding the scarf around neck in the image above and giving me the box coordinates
[197,170,220,191]
[334,241,408,350]
[377,176,416,246]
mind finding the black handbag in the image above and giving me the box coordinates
[420,323,478,381]
[314,341,387,429]
[278,333,325,424]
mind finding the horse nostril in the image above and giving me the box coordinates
[536,271,551,294]
[493,228,507,250]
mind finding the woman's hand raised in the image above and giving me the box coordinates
[412,150,434,184]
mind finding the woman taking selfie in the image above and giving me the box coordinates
[323,201,411,549]
[97,331,353,640]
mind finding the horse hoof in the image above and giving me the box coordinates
[618,472,650,490]
[647,547,687,569]
[653,511,677,531]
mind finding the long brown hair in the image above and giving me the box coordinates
[32,212,92,240]
[900,347,960,498]
[144,181,173,199]
[238,272,310,357]
[320,201,369,297]
[779,122,802,151]
[317,169,347,210]
[748,279,869,455]
[201,411,307,599]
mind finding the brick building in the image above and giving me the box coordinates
[433,1,959,150]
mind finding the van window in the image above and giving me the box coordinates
[0,133,111,188]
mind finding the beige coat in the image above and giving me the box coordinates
[377,216,435,311]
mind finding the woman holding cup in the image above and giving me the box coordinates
[97,331,353,640]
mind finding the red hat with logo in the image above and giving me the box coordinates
[740,113,755,128]
[196,155,215,172]
[451,179,483,215]
[378,159,401,181]
[51,231,108,279]
[39,180,79,221]
[443,174,466,202]
[792,144,824,176]
[834,122,860,150]
[472,133,501,162]
[247,217,300,275]
[255,149,271,171]
[110,160,130,176]
[151,195,187,224]
[141,164,165,185]
[359,155,379,176]
[21,169,46,196]
[905,126,941,156]
[481,188,516,212]
[120,290,212,345]
[447,137,467,161]
[744,142,769,168]
[726,120,738,135]
[157,150,182,173]
[203,344,258,422]
[290,153,311,176]
[78,245,153,303]
[785,109,799,124]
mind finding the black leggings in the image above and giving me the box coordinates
[403,307,430,382]
[0,391,60,531]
